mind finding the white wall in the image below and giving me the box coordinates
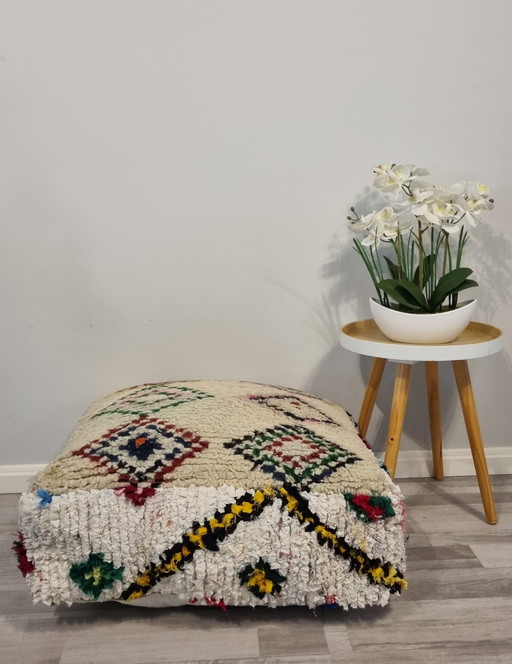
[1,1,511,470]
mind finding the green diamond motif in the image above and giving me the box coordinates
[225,424,361,486]
[69,552,124,599]
[92,383,212,418]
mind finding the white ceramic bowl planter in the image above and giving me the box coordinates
[369,298,477,344]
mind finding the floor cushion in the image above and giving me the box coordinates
[16,380,407,609]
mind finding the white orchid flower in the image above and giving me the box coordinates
[373,206,401,236]
[359,207,413,246]
[465,183,494,223]
[467,197,494,213]
[361,229,381,247]
[396,186,435,215]
[375,206,397,223]
[446,181,493,226]
[467,182,491,200]
[348,164,494,314]
[432,201,461,220]
[373,163,429,193]
[459,196,494,226]
[350,207,395,233]
[348,211,376,233]
[448,180,492,200]
[432,202,463,233]
[408,187,434,203]
[417,196,464,232]
[373,164,411,192]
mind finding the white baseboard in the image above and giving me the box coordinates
[394,446,512,479]
[0,464,47,494]
[0,449,511,493]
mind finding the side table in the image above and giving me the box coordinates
[340,320,503,524]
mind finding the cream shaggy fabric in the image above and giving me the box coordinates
[16,381,406,609]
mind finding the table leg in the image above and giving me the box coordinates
[384,363,412,479]
[357,357,387,438]
[452,360,497,525]
[425,361,444,481]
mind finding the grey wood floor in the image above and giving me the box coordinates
[1,476,511,664]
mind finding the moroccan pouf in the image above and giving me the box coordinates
[15,381,407,609]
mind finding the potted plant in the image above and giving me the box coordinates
[348,163,494,343]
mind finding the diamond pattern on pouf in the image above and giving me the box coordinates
[73,416,210,485]
[69,552,124,599]
[92,383,212,419]
[224,423,361,486]
[19,381,407,609]
[248,394,337,424]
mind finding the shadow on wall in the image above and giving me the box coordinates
[304,228,512,454]
[305,343,459,457]
[302,237,453,453]
[302,174,512,451]
[469,224,512,322]
[323,203,512,327]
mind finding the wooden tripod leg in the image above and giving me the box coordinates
[452,360,497,525]
[384,363,412,479]
[358,357,387,438]
[425,361,444,480]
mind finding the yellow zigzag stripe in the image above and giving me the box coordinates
[122,487,275,601]
[122,485,406,601]
[278,486,407,592]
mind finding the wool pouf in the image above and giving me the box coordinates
[15,381,407,609]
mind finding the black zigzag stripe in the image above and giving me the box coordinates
[120,487,275,601]
[277,484,406,594]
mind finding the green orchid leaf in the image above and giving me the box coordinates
[378,279,429,311]
[380,287,423,311]
[430,267,474,311]
[395,282,429,310]
[377,280,412,308]
[383,256,400,280]
[413,254,435,286]
[454,279,479,294]
[444,279,479,310]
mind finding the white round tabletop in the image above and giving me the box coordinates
[340,320,503,362]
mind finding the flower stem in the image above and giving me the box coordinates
[442,232,448,276]
[394,231,404,279]
[417,220,424,290]
[352,239,386,305]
